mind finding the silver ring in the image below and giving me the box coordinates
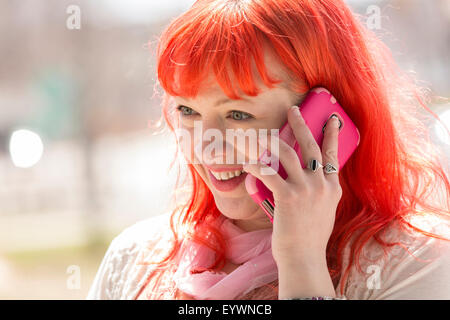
[307,159,323,172]
[323,163,338,174]
[307,159,338,175]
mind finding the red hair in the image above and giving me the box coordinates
[139,0,450,299]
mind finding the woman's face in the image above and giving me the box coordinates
[173,52,306,231]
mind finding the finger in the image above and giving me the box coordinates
[287,106,323,170]
[242,162,288,195]
[261,135,305,184]
[321,114,341,183]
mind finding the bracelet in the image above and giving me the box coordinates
[283,296,346,300]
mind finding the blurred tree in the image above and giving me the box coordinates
[28,68,80,141]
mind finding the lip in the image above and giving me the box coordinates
[207,169,248,192]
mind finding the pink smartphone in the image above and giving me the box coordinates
[244,87,360,223]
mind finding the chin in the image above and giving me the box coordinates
[212,192,259,220]
[194,163,265,221]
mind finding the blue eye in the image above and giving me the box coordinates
[230,111,252,121]
[177,105,197,116]
[176,105,253,121]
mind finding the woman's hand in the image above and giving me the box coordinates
[243,106,343,267]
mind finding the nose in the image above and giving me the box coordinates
[201,117,225,134]
[194,118,230,165]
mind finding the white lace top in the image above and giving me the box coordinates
[86,213,450,300]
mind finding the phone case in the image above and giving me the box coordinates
[244,87,360,222]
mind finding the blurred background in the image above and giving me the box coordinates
[0,0,448,299]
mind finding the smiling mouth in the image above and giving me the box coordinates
[209,169,245,180]
[206,167,248,192]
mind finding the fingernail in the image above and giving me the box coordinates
[290,105,301,117]
[329,114,340,129]
[333,116,340,128]
[291,106,304,124]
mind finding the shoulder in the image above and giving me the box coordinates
[104,213,173,269]
[110,213,172,250]
[86,213,173,300]
[340,214,450,300]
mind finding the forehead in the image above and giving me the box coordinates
[174,45,294,103]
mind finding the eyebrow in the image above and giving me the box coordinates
[213,97,251,107]
[177,96,252,108]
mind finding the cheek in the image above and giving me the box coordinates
[175,126,201,164]
[175,120,286,165]
[175,126,197,164]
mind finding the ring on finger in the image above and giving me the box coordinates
[307,158,324,172]
[307,159,339,175]
[323,163,338,175]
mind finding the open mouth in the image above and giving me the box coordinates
[209,170,244,180]
[207,169,248,192]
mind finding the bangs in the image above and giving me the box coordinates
[156,2,284,100]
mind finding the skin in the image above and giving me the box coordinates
[173,48,341,298]
[174,48,304,232]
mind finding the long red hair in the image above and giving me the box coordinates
[139,0,450,299]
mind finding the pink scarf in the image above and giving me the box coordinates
[172,215,278,300]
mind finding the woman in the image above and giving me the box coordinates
[87,0,450,300]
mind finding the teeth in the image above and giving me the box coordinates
[211,170,244,181]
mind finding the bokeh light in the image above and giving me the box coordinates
[9,129,44,168]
